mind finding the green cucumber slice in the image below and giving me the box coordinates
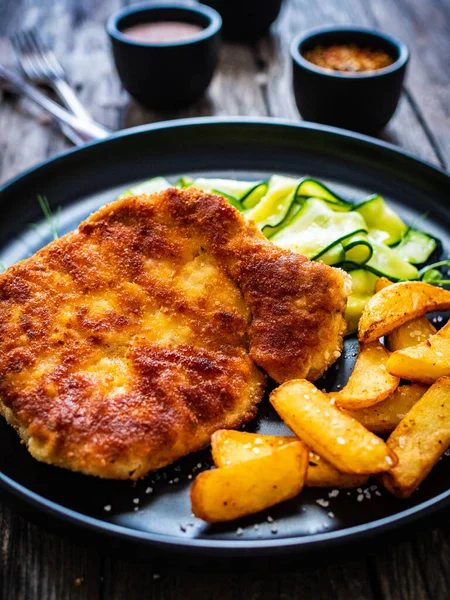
[189,178,264,199]
[271,198,367,263]
[241,182,268,209]
[343,232,373,265]
[343,239,419,281]
[394,229,438,264]
[264,203,302,238]
[296,178,353,211]
[119,176,171,199]
[246,175,300,230]
[354,195,407,245]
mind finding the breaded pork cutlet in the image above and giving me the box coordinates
[0,188,350,479]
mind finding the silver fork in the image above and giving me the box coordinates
[11,28,110,144]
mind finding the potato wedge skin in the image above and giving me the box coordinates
[211,430,294,467]
[333,341,399,410]
[387,320,450,384]
[270,380,397,474]
[344,384,428,434]
[379,377,450,498]
[211,430,367,488]
[358,281,450,344]
[387,317,436,352]
[374,277,393,293]
[190,441,308,522]
[307,452,368,488]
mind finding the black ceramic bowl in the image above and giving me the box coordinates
[203,0,283,41]
[290,26,409,134]
[107,2,222,110]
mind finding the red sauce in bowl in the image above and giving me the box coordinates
[122,21,204,43]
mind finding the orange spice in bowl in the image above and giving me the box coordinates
[304,43,394,73]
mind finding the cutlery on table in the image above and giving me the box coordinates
[0,65,111,143]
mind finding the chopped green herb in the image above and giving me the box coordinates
[37,194,59,240]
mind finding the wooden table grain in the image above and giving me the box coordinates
[1,0,450,598]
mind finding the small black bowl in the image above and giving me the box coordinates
[203,0,283,41]
[107,2,222,110]
[290,26,409,134]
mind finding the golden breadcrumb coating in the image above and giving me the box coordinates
[0,188,349,479]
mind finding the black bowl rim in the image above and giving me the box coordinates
[1,116,450,557]
[106,1,222,48]
[290,25,409,80]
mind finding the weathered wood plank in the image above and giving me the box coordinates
[0,502,101,600]
[366,0,450,167]
[412,524,450,600]
[368,540,432,600]
[103,555,375,600]
[257,0,441,166]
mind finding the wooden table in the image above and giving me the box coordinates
[1,0,450,598]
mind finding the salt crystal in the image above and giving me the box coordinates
[145,487,153,494]
[304,394,310,400]
[316,499,329,508]
[329,489,339,498]
[357,494,364,502]
[188,474,193,480]
[337,437,346,445]
[103,505,112,512]
[236,527,244,536]
[267,516,274,522]
[436,351,444,357]
[386,456,394,465]
[379,364,386,371]
[254,438,263,445]
[398,436,406,448]
[153,574,160,581]
[328,512,335,518]
[133,498,139,504]
[253,447,260,454]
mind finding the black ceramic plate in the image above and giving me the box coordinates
[1,118,450,560]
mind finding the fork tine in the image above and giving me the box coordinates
[28,28,65,79]
[25,29,50,78]
[10,30,36,79]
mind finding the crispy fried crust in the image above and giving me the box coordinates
[0,188,349,479]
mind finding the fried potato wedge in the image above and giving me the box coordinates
[379,377,450,498]
[307,452,369,488]
[387,317,436,352]
[270,380,397,474]
[358,281,450,344]
[333,341,400,410]
[211,430,367,488]
[191,441,308,522]
[374,277,393,293]
[344,384,428,434]
[387,320,450,384]
[211,430,293,466]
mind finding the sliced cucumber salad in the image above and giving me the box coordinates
[120,175,441,333]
